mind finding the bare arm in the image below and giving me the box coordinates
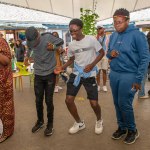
[0,53,10,66]
[62,56,75,70]
[55,56,75,74]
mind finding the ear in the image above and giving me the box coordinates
[126,19,130,24]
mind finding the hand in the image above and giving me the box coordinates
[108,59,112,64]
[110,50,119,58]
[47,42,54,51]
[24,58,30,66]
[132,83,141,91]
[54,66,64,74]
[29,57,34,63]
[58,47,64,54]
[84,64,94,73]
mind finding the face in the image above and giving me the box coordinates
[97,28,105,36]
[16,40,20,45]
[113,16,129,33]
[69,24,82,40]
[52,32,59,38]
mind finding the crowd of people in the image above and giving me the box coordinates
[0,8,150,145]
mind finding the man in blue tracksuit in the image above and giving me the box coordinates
[107,8,149,144]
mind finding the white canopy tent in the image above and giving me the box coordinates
[0,3,71,24]
[0,0,150,21]
[98,8,150,25]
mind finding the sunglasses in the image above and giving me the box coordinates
[113,20,127,25]
[69,28,81,33]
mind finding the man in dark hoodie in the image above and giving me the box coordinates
[107,8,149,144]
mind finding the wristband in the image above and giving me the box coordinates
[53,44,56,50]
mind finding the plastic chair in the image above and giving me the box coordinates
[13,72,23,90]
[16,62,34,85]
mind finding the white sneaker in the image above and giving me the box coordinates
[102,86,107,92]
[57,86,63,90]
[54,86,59,93]
[95,119,103,134]
[139,95,149,99]
[69,121,85,134]
[98,86,100,92]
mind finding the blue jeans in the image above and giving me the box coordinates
[34,73,56,124]
[138,71,147,97]
[109,70,137,131]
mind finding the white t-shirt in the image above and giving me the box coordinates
[68,35,102,76]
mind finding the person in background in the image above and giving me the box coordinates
[0,32,4,38]
[8,38,16,71]
[9,38,15,57]
[138,31,150,99]
[24,27,63,136]
[107,8,149,144]
[56,19,104,135]
[147,31,150,96]
[15,39,26,62]
[96,25,109,92]
[52,31,64,93]
[0,37,15,143]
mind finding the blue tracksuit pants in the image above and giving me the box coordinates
[109,70,137,131]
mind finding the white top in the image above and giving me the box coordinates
[68,35,102,76]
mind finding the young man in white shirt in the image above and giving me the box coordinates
[56,19,104,134]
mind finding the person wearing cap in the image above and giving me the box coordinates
[96,25,109,92]
[107,8,149,144]
[24,27,64,136]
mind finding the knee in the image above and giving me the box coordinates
[119,102,132,112]
[90,101,98,108]
[65,96,74,105]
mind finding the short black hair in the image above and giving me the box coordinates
[69,18,83,28]
[113,8,130,19]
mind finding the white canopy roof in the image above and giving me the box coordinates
[0,3,71,24]
[98,8,150,25]
[0,0,150,21]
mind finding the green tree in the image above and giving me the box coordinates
[80,8,99,35]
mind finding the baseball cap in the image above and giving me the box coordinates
[25,26,39,48]
[97,25,105,29]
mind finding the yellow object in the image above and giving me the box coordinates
[16,62,34,86]
[13,73,23,90]
[76,97,85,101]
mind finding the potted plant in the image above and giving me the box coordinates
[80,8,99,35]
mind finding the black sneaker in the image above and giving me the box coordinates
[44,124,54,136]
[32,121,44,133]
[112,127,127,140]
[124,129,139,144]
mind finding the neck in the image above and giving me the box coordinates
[76,34,85,41]
[98,33,105,37]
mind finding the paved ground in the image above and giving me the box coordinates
[1,76,150,150]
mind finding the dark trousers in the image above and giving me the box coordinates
[109,70,136,131]
[34,73,56,125]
